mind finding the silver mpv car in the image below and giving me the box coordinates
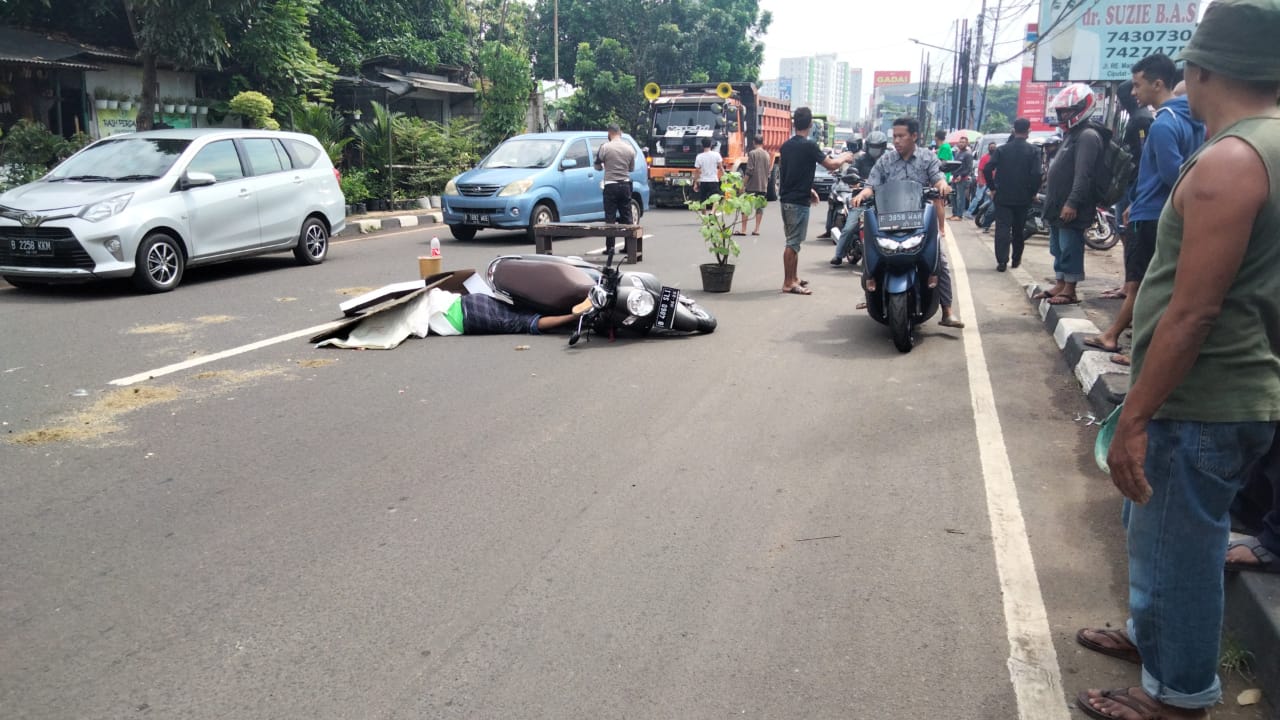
[0,129,346,292]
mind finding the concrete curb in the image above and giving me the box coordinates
[1002,242,1279,706]
[1013,269,1129,420]
[338,211,444,237]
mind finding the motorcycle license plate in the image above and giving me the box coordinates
[878,210,924,230]
[655,286,680,329]
[10,238,54,256]
[464,212,490,226]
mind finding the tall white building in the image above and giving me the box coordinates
[779,55,863,124]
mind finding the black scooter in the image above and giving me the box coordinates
[860,179,945,353]
[486,249,717,345]
[827,170,865,265]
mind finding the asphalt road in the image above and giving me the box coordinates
[0,209,1268,719]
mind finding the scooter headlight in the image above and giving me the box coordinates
[626,290,656,317]
[901,234,924,250]
[876,237,898,252]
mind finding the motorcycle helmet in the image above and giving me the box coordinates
[847,133,864,154]
[1049,82,1097,130]
[865,131,888,160]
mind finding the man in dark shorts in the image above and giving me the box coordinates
[777,106,852,294]
[693,137,722,206]
[1083,53,1204,364]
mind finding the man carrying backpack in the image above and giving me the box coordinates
[1084,54,1204,364]
[1035,83,1107,305]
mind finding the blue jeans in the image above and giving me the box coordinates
[950,178,972,216]
[781,203,809,252]
[1123,419,1277,708]
[965,187,987,217]
[1048,224,1085,282]
[833,206,864,259]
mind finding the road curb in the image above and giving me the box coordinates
[338,211,443,237]
[1001,238,1280,707]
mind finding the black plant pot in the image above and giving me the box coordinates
[699,263,735,293]
[354,202,367,214]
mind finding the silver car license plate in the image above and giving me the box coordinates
[10,238,54,256]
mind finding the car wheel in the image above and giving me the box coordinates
[526,202,557,244]
[293,217,329,265]
[131,232,185,293]
[4,275,45,290]
[629,197,643,224]
[449,225,477,241]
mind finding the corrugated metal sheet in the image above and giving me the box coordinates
[0,26,112,70]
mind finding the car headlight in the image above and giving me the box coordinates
[626,290,656,317]
[498,178,534,197]
[901,234,924,250]
[652,157,666,167]
[79,193,133,223]
[444,178,459,195]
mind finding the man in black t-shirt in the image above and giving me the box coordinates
[777,106,853,294]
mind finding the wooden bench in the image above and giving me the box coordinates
[533,223,644,263]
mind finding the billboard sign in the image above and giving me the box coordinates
[1033,0,1199,82]
[873,71,911,87]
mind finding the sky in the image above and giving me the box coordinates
[758,0,1041,115]
[758,0,1218,117]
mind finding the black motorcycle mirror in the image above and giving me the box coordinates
[842,171,862,184]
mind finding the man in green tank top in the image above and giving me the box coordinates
[1076,2,1280,719]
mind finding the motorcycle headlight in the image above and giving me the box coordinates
[498,178,534,197]
[876,237,898,252]
[79,193,133,223]
[901,234,924,250]
[444,178,459,195]
[626,290,656,317]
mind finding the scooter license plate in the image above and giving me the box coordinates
[655,286,681,329]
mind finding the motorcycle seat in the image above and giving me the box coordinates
[491,257,595,315]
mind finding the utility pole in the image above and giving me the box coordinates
[553,0,559,102]
[973,0,985,128]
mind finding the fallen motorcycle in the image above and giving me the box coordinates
[486,249,716,345]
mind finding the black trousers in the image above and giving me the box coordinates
[994,204,1030,265]
[602,182,633,250]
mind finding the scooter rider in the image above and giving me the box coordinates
[831,131,888,266]
[852,117,966,328]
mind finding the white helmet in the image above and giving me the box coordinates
[1049,83,1097,130]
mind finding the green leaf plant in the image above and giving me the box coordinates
[685,171,765,267]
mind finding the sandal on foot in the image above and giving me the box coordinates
[1083,336,1121,353]
[1110,354,1132,367]
[1076,628,1141,664]
[1046,294,1081,305]
[750,231,760,235]
[1032,289,1058,300]
[1075,687,1207,720]
[938,316,965,328]
[732,231,746,236]
[1226,536,1280,573]
[783,285,812,295]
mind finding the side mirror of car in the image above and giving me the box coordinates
[181,171,216,190]
[560,158,578,170]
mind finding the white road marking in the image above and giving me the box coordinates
[107,320,347,387]
[945,229,1071,720]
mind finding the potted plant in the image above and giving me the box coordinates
[162,96,176,113]
[93,87,109,110]
[196,98,209,115]
[116,92,131,111]
[686,172,765,292]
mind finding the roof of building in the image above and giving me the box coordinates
[0,26,108,70]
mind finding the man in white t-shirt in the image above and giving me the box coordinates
[693,137,722,210]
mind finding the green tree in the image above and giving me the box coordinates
[310,0,470,75]
[228,0,335,119]
[981,110,1011,134]
[476,42,532,148]
[562,40,636,130]
[979,82,1020,130]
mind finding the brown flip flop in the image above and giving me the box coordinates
[1075,628,1141,664]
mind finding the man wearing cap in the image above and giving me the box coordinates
[1076,2,1280,719]
[594,124,638,253]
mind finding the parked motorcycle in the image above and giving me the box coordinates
[860,178,945,353]
[1017,194,1118,250]
[486,249,717,345]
